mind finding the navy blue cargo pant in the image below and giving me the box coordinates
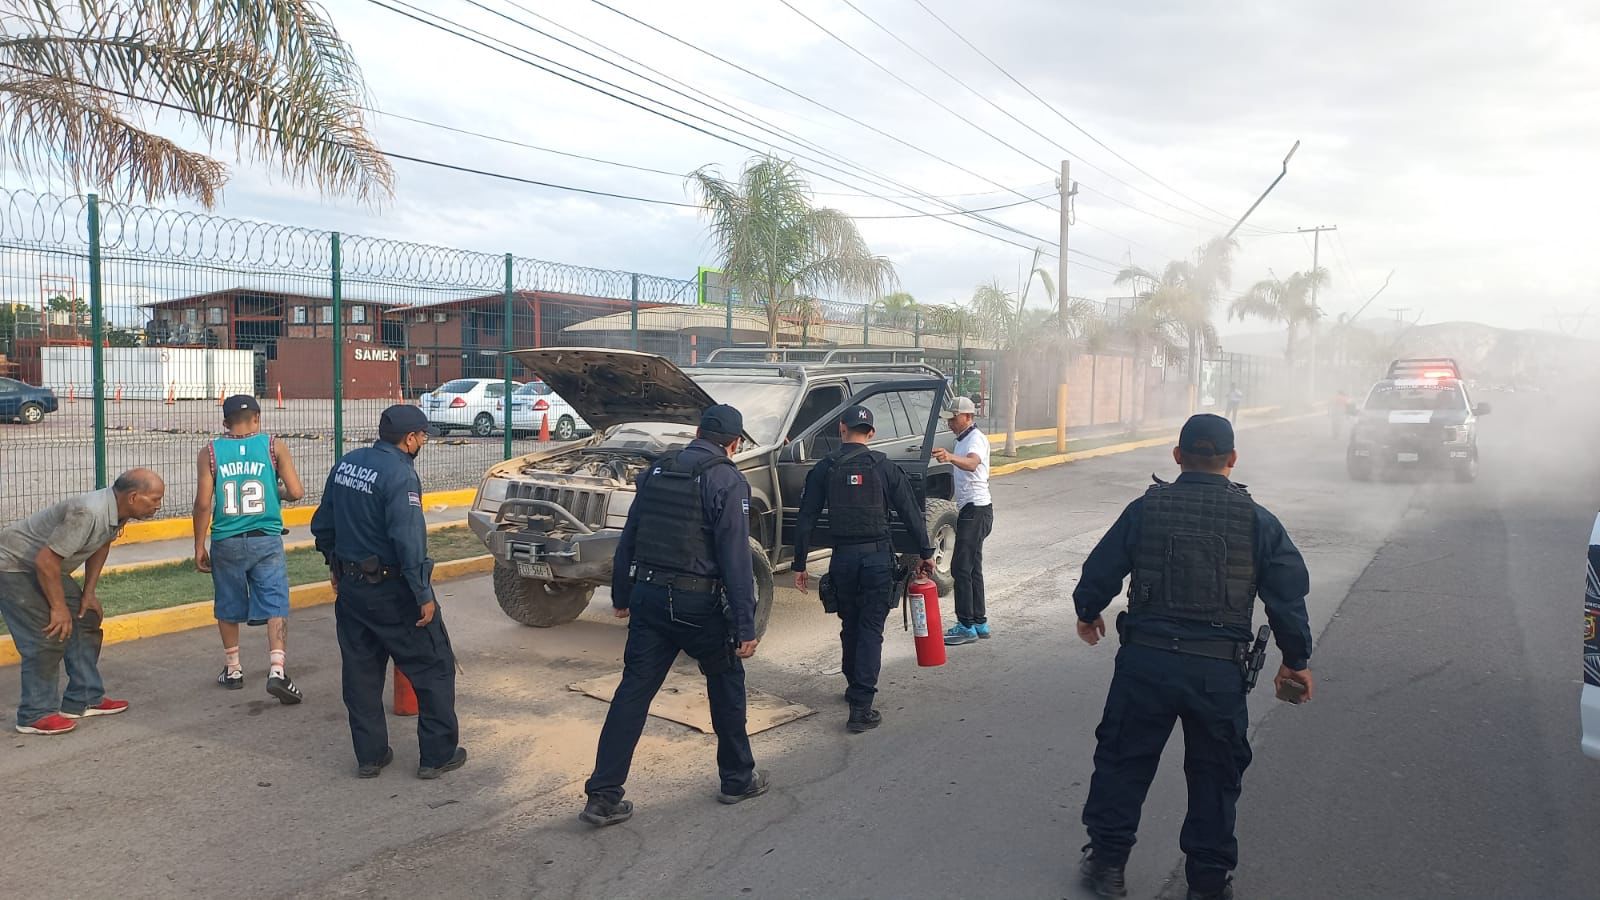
[831,541,896,709]
[585,582,757,802]
[334,576,459,769]
[1082,644,1254,895]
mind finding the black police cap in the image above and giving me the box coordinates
[699,404,743,439]
[1178,413,1235,456]
[379,404,441,440]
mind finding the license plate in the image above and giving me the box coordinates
[517,561,553,579]
[426,399,440,407]
[1397,452,1420,462]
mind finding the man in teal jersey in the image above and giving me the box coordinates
[194,395,306,704]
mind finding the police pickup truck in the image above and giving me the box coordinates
[468,348,960,636]
[1346,358,1490,482]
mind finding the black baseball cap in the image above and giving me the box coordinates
[379,404,441,440]
[840,405,874,429]
[699,404,743,440]
[222,395,261,418]
[1178,413,1235,456]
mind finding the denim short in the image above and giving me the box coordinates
[210,534,291,623]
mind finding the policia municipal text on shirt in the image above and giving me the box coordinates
[579,404,769,828]
[791,404,935,733]
[310,405,466,781]
[1073,414,1315,900]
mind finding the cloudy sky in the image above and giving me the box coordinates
[14,0,1599,336]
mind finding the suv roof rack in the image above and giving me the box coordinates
[1387,357,1460,379]
[705,347,928,366]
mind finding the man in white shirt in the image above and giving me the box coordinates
[932,397,994,646]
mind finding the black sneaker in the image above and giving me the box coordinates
[1187,880,1234,900]
[579,796,634,827]
[357,747,394,778]
[1079,846,1128,898]
[846,706,883,733]
[717,769,771,805]
[417,746,467,780]
[217,668,244,690]
[266,673,303,705]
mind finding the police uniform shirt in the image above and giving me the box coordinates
[611,438,758,642]
[790,444,936,571]
[310,440,434,606]
[1072,472,1314,670]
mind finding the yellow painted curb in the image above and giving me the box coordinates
[114,487,479,546]
[102,519,471,576]
[0,554,496,667]
[990,407,1310,477]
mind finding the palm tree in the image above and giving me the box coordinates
[873,291,918,331]
[1113,265,1197,427]
[1115,237,1235,411]
[1228,268,1330,365]
[689,155,896,347]
[0,1,392,207]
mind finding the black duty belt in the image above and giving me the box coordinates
[636,567,722,593]
[222,528,282,540]
[1124,629,1246,662]
[834,538,891,551]
[337,559,403,580]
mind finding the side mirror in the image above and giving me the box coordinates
[1473,402,1491,416]
[782,440,806,463]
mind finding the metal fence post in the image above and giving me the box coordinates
[724,288,733,347]
[331,232,343,457]
[629,273,640,350]
[503,253,514,461]
[87,193,107,489]
[914,312,922,347]
[863,305,870,346]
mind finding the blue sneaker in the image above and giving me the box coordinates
[974,623,991,639]
[944,624,978,646]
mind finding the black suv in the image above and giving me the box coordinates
[468,347,959,636]
[1346,358,1490,483]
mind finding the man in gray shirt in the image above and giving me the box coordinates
[0,469,166,735]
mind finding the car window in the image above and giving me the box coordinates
[788,384,846,441]
[900,388,936,436]
[0,378,19,394]
[859,393,903,443]
[1365,383,1468,411]
[485,383,509,398]
[888,393,916,438]
[439,379,477,393]
[516,382,553,396]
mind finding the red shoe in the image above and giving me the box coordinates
[61,699,130,719]
[16,713,78,735]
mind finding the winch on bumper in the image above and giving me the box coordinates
[469,480,628,585]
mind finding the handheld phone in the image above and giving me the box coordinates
[1276,679,1307,704]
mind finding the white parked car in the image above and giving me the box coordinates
[420,378,521,437]
[496,380,591,441]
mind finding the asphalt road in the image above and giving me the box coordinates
[2,388,1595,899]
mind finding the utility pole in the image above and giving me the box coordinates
[1297,225,1336,402]
[1388,307,1411,325]
[1055,160,1077,453]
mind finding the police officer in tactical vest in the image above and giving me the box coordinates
[580,404,767,827]
[1073,414,1315,900]
[792,405,935,733]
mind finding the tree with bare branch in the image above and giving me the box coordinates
[0,0,393,207]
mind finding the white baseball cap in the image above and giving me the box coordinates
[946,396,978,415]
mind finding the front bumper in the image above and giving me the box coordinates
[1349,434,1471,467]
[467,508,616,584]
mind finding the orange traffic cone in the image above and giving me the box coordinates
[165,381,176,405]
[217,388,225,406]
[393,666,418,717]
[67,383,76,404]
[113,383,123,404]
[275,383,285,410]
[538,412,551,443]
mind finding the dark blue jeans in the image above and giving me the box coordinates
[0,570,105,727]
[585,583,756,802]
[829,543,895,708]
[1082,644,1254,894]
[334,577,459,768]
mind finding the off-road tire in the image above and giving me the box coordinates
[1346,449,1371,482]
[749,537,775,639]
[923,499,959,596]
[1454,448,1479,483]
[472,413,495,437]
[492,563,594,627]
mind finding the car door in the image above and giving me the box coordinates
[0,378,19,418]
[779,378,947,557]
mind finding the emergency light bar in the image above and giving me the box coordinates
[1387,357,1460,379]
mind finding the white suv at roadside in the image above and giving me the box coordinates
[420,378,521,437]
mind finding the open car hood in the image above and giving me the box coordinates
[508,348,719,432]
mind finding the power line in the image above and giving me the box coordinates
[852,193,1053,218]
[909,0,1243,226]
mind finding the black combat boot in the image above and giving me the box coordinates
[1186,879,1233,900]
[846,705,882,732]
[1079,845,1128,898]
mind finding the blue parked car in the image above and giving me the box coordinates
[0,376,59,424]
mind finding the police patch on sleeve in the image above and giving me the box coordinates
[408,491,422,507]
[742,497,750,514]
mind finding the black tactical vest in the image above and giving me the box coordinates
[631,451,736,573]
[827,445,890,542]
[1129,479,1258,627]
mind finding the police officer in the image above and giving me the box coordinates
[791,405,935,733]
[310,405,464,780]
[580,404,767,827]
[1074,414,1315,900]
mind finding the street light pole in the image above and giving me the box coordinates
[1224,140,1300,241]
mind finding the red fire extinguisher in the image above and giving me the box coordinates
[908,576,946,667]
